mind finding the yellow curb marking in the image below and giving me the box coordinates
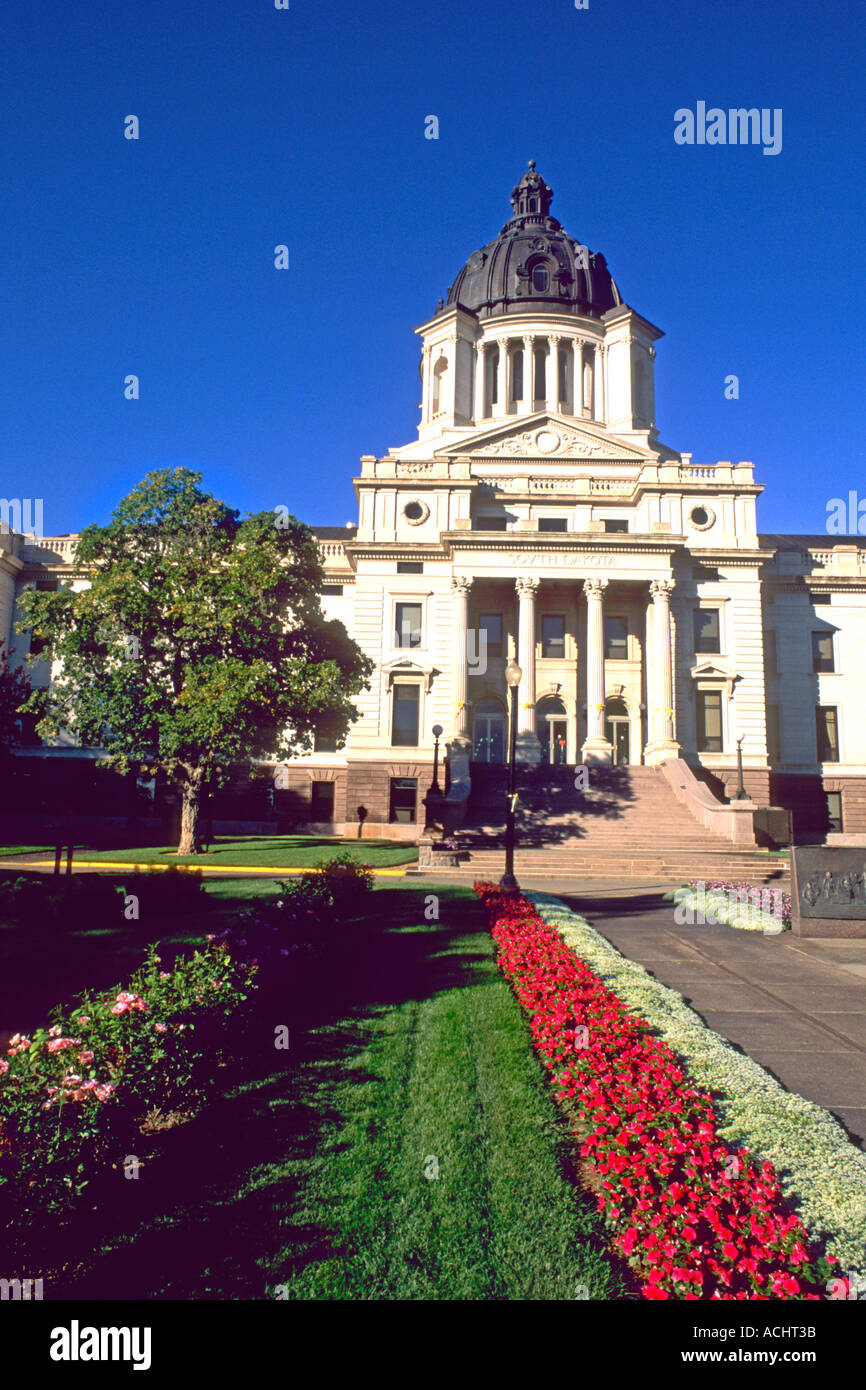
[1,859,411,877]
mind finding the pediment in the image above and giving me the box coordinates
[690,660,740,684]
[434,415,648,462]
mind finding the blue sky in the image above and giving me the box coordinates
[2,0,863,537]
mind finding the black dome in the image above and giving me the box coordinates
[444,161,621,321]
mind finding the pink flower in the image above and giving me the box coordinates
[47,1037,79,1054]
[0,1059,8,1076]
[154,1023,167,1034]
[78,1050,94,1065]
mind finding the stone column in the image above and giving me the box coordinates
[594,344,605,421]
[546,335,560,414]
[452,577,472,743]
[582,578,612,763]
[474,342,487,422]
[572,340,584,417]
[493,339,507,418]
[515,577,542,764]
[644,579,680,763]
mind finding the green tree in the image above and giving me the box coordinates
[0,642,31,763]
[17,469,372,853]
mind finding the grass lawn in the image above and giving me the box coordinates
[28,884,630,1301]
[0,845,55,857]
[66,835,418,869]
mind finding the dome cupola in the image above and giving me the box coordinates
[444,161,622,322]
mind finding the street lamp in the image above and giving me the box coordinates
[431,724,443,793]
[732,734,747,801]
[500,658,522,892]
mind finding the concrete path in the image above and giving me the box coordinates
[550,888,866,1151]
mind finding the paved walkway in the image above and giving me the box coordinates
[550,888,866,1151]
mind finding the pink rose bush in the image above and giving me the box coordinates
[0,941,256,1227]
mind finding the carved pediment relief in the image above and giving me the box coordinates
[435,415,647,462]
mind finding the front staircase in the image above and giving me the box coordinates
[444,763,788,884]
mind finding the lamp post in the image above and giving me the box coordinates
[500,658,522,892]
[732,734,747,801]
[431,724,443,794]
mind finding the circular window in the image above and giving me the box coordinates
[403,500,430,525]
[689,506,715,530]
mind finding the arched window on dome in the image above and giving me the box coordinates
[532,264,549,292]
[432,356,448,415]
[529,197,538,214]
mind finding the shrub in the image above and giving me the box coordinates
[211,854,374,970]
[0,872,122,928]
[0,941,256,1227]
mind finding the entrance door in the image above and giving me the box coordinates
[473,703,506,762]
[606,718,630,766]
[549,719,568,765]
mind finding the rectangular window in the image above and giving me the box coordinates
[310,781,335,822]
[826,791,843,833]
[320,584,343,596]
[391,685,420,746]
[538,517,568,532]
[558,349,568,404]
[696,689,723,753]
[394,602,422,649]
[541,614,566,659]
[816,706,839,763]
[765,628,777,674]
[766,704,781,763]
[473,516,508,531]
[314,728,339,753]
[479,613,503,659]
[603,519,628,534]
[397,561,423,574]
[811,631,835,673]
[694,608,721,654]
[389,776,418,823]
[605,615,628,660]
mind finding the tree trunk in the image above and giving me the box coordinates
[177,771,204,855]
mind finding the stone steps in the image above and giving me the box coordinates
[452,762,787,882]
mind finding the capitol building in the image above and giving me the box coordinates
[3,163,866,846]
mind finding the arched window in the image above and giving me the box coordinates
[583,358,593,413]
[532,264,549,292]
[432,356,447,414]
[529,197,538,213]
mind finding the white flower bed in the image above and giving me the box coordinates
[662,883,790,934]
[526,891,866,1280]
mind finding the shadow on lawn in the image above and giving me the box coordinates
[35,886,492,1300]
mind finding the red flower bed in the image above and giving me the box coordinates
[476,884,841,1300]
